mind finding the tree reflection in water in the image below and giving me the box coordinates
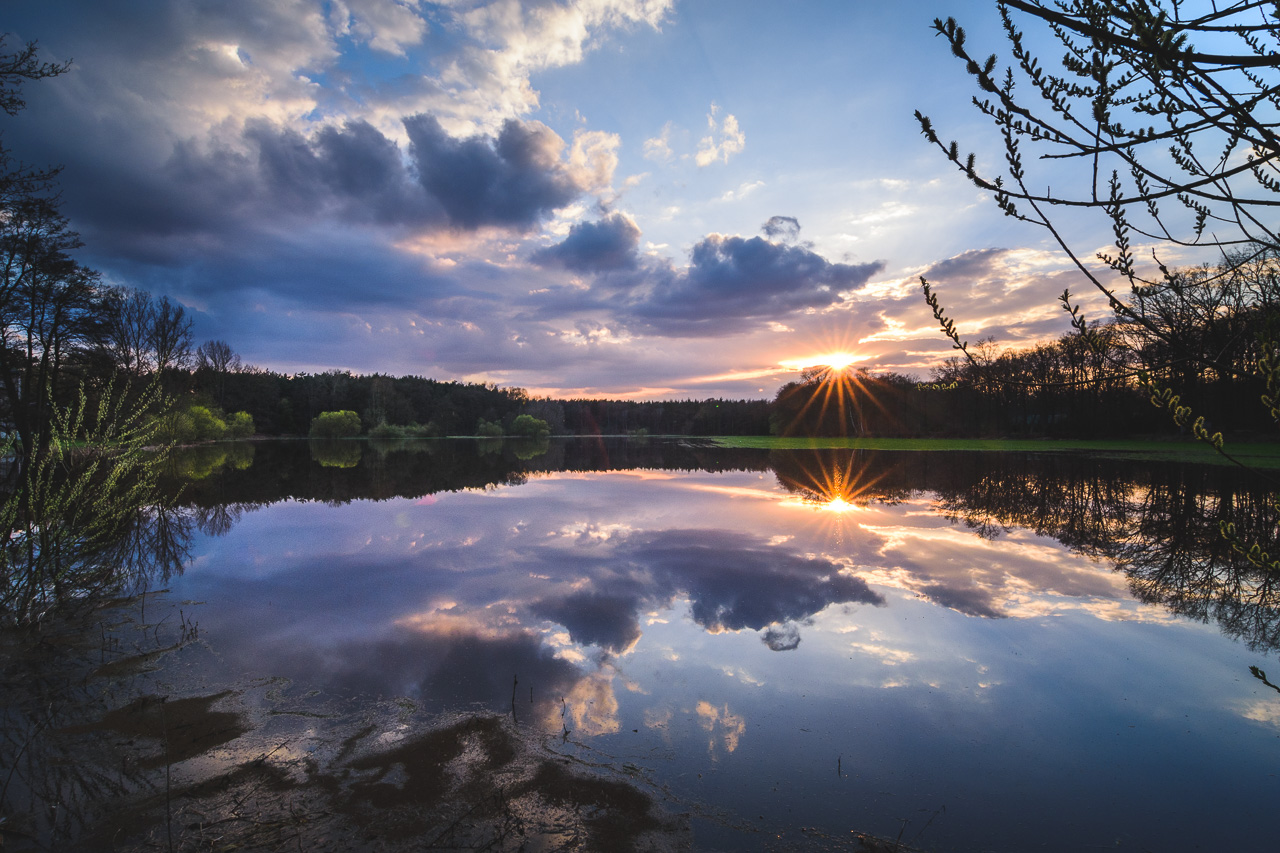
[0,401,203,848]
[174,440,1280,656]
[7,438,1280,851]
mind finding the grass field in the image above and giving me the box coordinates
[705,435,1280,468]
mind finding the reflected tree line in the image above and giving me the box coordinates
[7,440,1280,848]
[161,440,1280,656]
[915,453,1280,652]
[938,459,1280,654]
[771,449,1280,653]
[8,430,1280,660]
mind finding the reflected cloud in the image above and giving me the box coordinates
[532,592,643,655]
[696,701,746,757]
[561,672,622,736]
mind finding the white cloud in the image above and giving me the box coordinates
[719,180,764,202]
[568,129,622,195]
[695,104,745,167]
[332,0,429,56]
[643,121,675,161]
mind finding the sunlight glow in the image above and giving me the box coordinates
[822,497,858,514]
[779,351,869,371]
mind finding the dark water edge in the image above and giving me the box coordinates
[3,438,1280,851]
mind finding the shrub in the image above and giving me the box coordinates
[476,418,504,437]
[174,405,227,443]
[368,420,404,440]
[309,410,362,438]
[511,413,551,438]
[225,410,255,439]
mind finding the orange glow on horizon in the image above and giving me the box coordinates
[779,351,869,372]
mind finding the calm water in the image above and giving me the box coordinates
[5,438,1280,851]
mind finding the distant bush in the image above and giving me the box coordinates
[368,421,438,440]
[367,420,402,440]
[157,405,227,443]
[511,414,551,438]
[476,418,504,438]
[225,410,255,439]
[309,410,362,438]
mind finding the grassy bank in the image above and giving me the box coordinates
[706,436,1280,468]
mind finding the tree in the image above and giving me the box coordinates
[103,288,153,375]
[195,339,241,407]
[309,410,362,438]
[196,339,241,375]
[0,196,104,450]
[149,295,193,376]
[104,289,196,380]
[916,1,1280,425]
[0,35,68,207]
[225,410,254,439]
[511,413,551,438]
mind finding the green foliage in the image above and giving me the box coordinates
[225,410,254,439]
[170,442,255,480]
[309,439,362,468]
[476,418,505,437]
[1,381,173,623]
[157,404,227,443]
[510,436,551,460]
[367,421,437,440]
[187,406,226,441]
[510,414,551,438]
[309,410,362,438]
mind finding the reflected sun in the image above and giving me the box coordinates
[821,496,858,514]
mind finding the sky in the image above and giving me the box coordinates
[2,0,1129,399]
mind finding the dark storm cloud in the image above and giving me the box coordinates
[532,213,641,272]
[614,235,883,336]
[761,215,800,242]
[405,115,584,230]
[238,624,584,711]
[243,118,437,225]
[624,529,885,632]
[531,591,643,653]
[520,528,883,652]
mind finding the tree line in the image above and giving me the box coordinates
[775,247,1280,439]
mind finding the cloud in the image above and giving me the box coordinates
[533,213,641,271]
[643,121,675,161]
[437,0,674,133]
[761,216,801,242]
[406,115,592,230]
[762,623,802,651]
[622,529,885,633]
[719,180,764,202]
[330,0,429,56]
[617,233,884,336]
[513,527,885,655]
[96,112,594,255]
[532,591,643,653]
[695,104,745,167]
[240,117,437,226]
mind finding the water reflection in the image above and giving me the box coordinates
[7,439,1280,851]
[164,441,1280,659]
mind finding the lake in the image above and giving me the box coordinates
[3,438,1279,851]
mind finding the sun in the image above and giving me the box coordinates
[779,351,868,371]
